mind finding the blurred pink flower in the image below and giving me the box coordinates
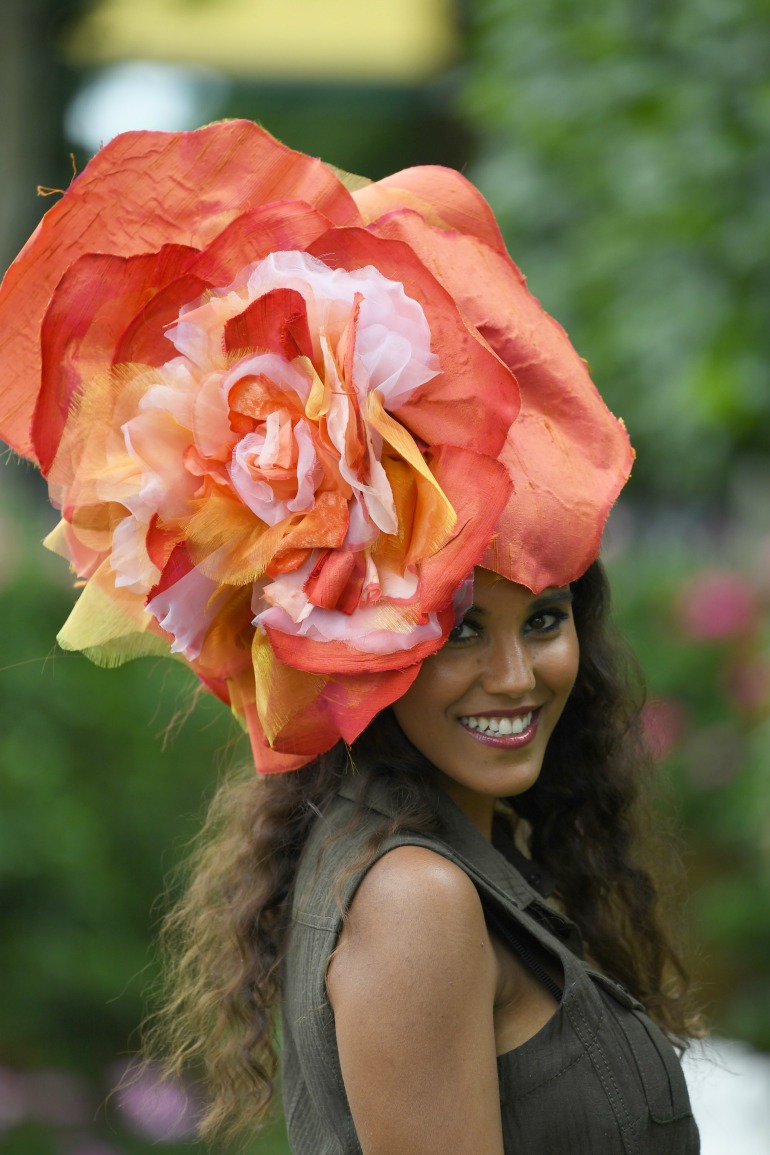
[111,1061,197,1142]
[642,697,688,761]
[676,570,760,640]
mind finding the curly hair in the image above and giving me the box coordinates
[144,561,700,1145]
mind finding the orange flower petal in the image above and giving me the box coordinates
[302,549,364,613]
[305,227,519,455]
[353,165,508,256]
[194,587,255,681]
[0,121,359,459]
[241,653,421,772]
[366,389,456,562]
[35,246,199,472]
[188,201,335,287]
[265,604,455,675]
[252,629,329,744]
[114,271,213,368]
[224,286,314,362]
[185,487,350,585]
[368,211,634,590]
[266,491,350,572]
[418,446,513,612]
[480,409,633,591]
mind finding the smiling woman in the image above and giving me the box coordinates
[0,121,701,1154]
[393,574,580,829]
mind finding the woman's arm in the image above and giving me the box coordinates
[327,845,505,1155]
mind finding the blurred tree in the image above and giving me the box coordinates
[0,474,240,1077]
[461,0,770,502]
[0,0,94,271]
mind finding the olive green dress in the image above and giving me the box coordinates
[281,777,700,1154]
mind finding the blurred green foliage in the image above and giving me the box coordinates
[461,0,770,501]
[0,474,236,1075]
[0,470,277,1152]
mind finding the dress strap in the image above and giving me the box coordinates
[482,899,564,1004]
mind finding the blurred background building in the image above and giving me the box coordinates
[1,1,769,1152]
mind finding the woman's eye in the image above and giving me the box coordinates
[527,609,568,634]
[447,618,481,644]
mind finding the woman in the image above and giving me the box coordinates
[0,122,700,1152]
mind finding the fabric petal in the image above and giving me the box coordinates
[416,446,514,613]
[35,246,199,473]
[244,640,421,770]
[305,226,520,455]
[353,165,508,256]
[56,558,171,666]
[264,603,454,674]
[224,287,314,362]
[188,201,336,289]
[368,210,634,590]
[0,121,360,459]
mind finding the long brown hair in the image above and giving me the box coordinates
[145,561,700,1144]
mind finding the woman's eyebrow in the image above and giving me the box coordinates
[529,588,574,611]
[463,588,573,619]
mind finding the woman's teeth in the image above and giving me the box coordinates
[460,712,533,736]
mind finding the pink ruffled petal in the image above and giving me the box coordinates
[146,559,220,660]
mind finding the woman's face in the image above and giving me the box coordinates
[392,570,580,834]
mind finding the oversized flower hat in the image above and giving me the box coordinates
[0,121,633,772]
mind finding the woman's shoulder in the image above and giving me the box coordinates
[292,786,452,916]
[347,843,485,932]
[326,844,505,1155]
[328,844,495,1003]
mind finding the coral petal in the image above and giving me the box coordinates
[354,165,508,256]
[418,447,513,611]
[244,656,421,771]
[224,287,313,362]
[481,410,633,591]
[305,226,519,454]
[0,121,359,459]
[265,604,454,674]
[369,212,634,589]
[114,272,212,367]
[35,246,199,472]
[189,202,334,287]
[303,548,365,614]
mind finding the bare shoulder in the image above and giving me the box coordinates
[327,845,504,1154]
[344,844,486,935]
[328,845,493,993]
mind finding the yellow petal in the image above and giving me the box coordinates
[366,390,456,561]
[252,629,327,745]
[57,559,170,666]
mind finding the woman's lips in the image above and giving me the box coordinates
[458,707,541,748]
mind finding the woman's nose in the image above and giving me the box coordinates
[479,636,537,697]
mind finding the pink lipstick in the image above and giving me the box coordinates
[458,707,541,749]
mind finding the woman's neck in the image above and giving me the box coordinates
[433,774,497,840]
